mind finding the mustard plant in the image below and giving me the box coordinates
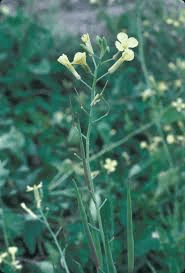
[57,32,138,273]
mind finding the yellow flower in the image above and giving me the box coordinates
[27,182,42,208]
[141,88,155,101]
[168,62,176,70]
[57,54,81,80]
[177,59,185,70]
[0,5,9,15]
[72,52,91,73]
[140,141,148,148]
[72,52,87,65]
[103,158,118,174]
[108,49,134,74]
[81,33,94,56]
[172,98,185,112]
[115,32,138,52]
[0,252,8,264]
[166,134,175,144]
[174,79,182,88]
[157,81,168,92]
[8,247,18,258]
[166,18,174,24]
[20,202,38,219]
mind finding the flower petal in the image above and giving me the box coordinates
[122,49,134,61]
[128,37,138,48]
[117,32,128,43]
[72,52,87,65]
[115,41,124,51]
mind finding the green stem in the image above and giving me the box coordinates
[85,58,116,273]
[0,195,9,250]
[136,0,173,168]
[39,208,70,273]
[97,72,109,83]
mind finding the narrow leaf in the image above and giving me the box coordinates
[73,181,100,268]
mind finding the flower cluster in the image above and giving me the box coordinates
[0,246,22,270]
[21,182,43,219]
[140,136,163,153]
[166,134,185,145]
[168,59,185,71]
[57,32,138,79]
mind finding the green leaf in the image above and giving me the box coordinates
[154,168,179,199]
[23,218,45,254]
[73,181,101,269]
[27,59,50,74]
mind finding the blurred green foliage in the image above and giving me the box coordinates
[0,1,185,273]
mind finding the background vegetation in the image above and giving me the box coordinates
[0,0,185,272]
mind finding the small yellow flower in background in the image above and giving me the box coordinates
[57,54,81,80]
[166,134,175,144]
[103,158,118,174]
[171,98,185,112]
[115,32,138,52]
[0,252,8,264]
[164,124,172,132]
[173,20,180,27]
[174,79,182,88]
[140,141,148,149]
[143,20,150,26]
[165,18,180,27]
[157,81,168,92]
[176,135,185,145]
[143,32,149,38]
[81,33,94,56]
[0,4,10,15]
[148,75,155,83]
[8,247,18,259]
[168,62,176,70]
[20,202,38,219]
[153,136,163,143]
[179,9,185,23]
[151,231,160,239]
[141,88,155,101]
[122,151,130,165]
[89,0,98,4]
[176,59,185,70]
[91,170,100,179]
[108,49,135,74]
[27,182,42,208]
[166,18,174,24]
[52,111,64,125]
[8,247,22,270]
[110,129,116,136]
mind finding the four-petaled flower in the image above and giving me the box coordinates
[115,32,138,52]
[171,98,185,112]
[103,158,118,174]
